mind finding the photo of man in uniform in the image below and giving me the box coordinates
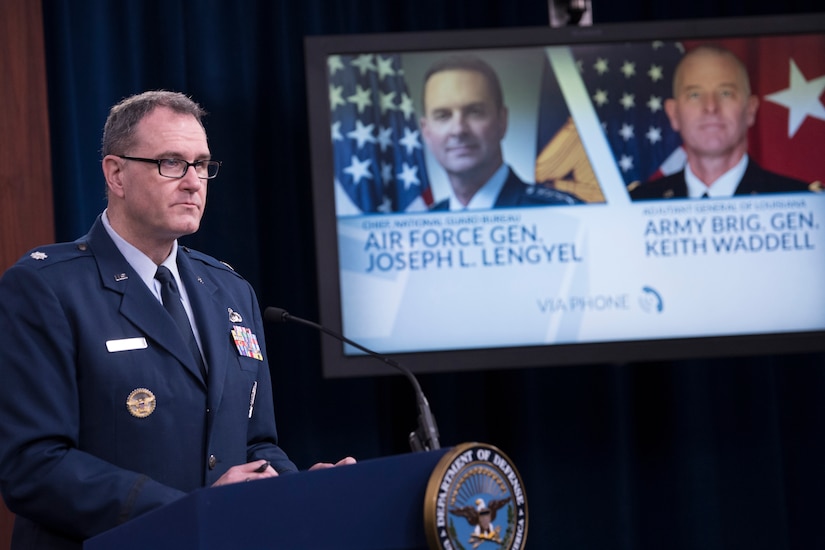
[630,45,814,200]
[419,54,583,210]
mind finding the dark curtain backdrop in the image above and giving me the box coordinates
[41,1,824,548]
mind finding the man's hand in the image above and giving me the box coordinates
[308,456,357,471]
[211,459,278,486]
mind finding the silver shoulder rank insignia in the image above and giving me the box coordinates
[126,388,156,418]
[30,251,48,260]
[114,273,128,282]
[424,442,528,550]
[228,308,243,323]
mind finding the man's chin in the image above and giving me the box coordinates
[692,144,740,159]
[172,218,201,237]
[444,159,482,175]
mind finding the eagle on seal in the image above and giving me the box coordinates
[450,496,510,525]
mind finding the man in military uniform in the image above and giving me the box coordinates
[0,91,353,549]
[631,45,813,200]
[420,54,582,210]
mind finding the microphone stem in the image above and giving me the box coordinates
[284,314,416,388]
[282,312,440,451]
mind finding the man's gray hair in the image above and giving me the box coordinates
[101,90,206,157]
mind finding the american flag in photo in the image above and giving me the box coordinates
[568,41,687,188]
[328,53,434,215]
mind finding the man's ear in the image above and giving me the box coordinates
[746,95,759,128]
[497,106,509,141]
[664,98,679,132]
[102,155,126,198]
[419,116,430,142]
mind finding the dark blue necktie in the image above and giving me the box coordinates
[155,266,207,378]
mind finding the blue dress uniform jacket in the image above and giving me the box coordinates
[430,167,582,210]
[0,216,297,548]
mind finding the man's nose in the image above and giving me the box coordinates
[447,113,469,133]
[703,95,719,113]
[179,165,204,189]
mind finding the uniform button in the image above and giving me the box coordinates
[208,454,217,469]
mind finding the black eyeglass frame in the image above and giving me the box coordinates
[116,155,222,179]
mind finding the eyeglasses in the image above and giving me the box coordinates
[117,155,221,179]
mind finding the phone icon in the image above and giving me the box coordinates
[640,286,664,313]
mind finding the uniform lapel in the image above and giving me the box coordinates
[493,168,521,207]
[733,159,760,196]
[177,250,228,412]
[86,219,207,387]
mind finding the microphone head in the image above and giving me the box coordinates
[263,307,289,324]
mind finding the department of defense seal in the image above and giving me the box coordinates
[424,442,527,550]
[126,388,156,418]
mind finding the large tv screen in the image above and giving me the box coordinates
[303,14,825,378]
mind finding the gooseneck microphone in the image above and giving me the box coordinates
[263,307,440,452]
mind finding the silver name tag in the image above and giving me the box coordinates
[106,337,148,353]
